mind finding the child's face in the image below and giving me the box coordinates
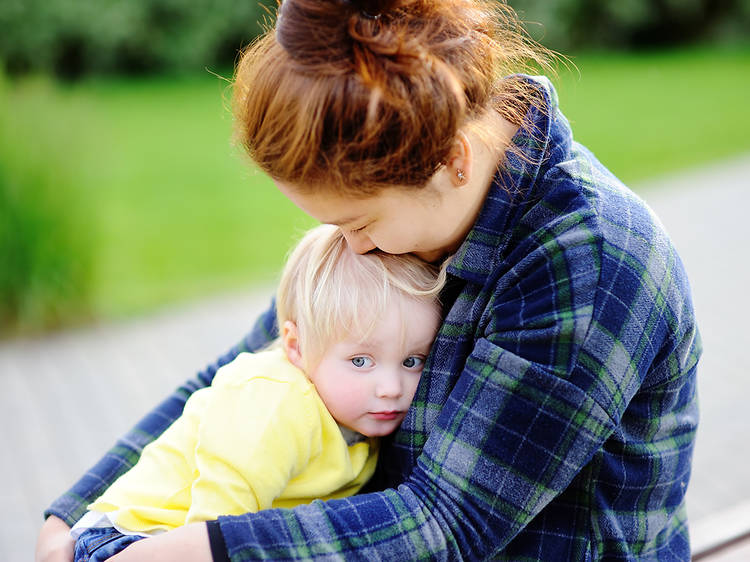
[307,296,441,437]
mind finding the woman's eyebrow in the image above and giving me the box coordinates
[329,215,366,227]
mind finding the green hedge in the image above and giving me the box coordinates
[0,80,94,335]
[1,0,748,77]
[511,0,750,50]
[0,165,94,335]
[0,0,275,78]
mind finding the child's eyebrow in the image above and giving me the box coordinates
[410,337,437,351]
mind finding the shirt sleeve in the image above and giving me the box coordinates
[43,298,279,526]
[186,367,320,522]
[212,235,617,559]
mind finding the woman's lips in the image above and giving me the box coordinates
[369,411,401,421]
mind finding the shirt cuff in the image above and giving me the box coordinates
[206,520,231,562]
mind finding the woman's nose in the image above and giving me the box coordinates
[341,230,377,254]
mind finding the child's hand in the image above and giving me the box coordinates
[108,522,211,562]
[35,516,74,562]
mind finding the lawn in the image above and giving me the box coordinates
[2,73,316,320]
[554,45,750,183]
[2,44,749,325]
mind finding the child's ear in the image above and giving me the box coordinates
[281,321,304,369]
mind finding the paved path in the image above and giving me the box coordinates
[636,154,750,557]
[6,154,750,561]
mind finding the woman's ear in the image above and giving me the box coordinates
[281,320,304,369]
[444,130,473,187]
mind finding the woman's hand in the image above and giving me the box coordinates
[35,515,74,562]
[108,522,212,562]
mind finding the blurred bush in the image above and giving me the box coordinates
[0,0,275,78]
[0,80,94,335]
[511,0,750,50]
[1,0,748,78]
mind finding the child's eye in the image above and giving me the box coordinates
[402,356,425,370]
[350,225,367,234]
[351,356,373,368]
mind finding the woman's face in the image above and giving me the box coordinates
[276,175,479,263]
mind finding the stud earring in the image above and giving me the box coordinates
[456,169,466,182]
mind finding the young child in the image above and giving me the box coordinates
[69,224,444,561]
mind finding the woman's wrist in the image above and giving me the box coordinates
[108,522,212,562]
[35,515,74,562]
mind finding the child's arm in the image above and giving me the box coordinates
[186,356,320,522]
[85,386,212,531]
[102,361,321,562]
[41,299,278,529]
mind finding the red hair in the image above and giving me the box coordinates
[233,0,549,195]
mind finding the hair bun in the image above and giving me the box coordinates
[275,1,344,64]
[238,0,550,192]
[275,0,402,64]
[348,0,400,18]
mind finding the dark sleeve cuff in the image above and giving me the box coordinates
[206,520,231,562]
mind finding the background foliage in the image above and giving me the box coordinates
[0,78,94,335]
[0,0,275,78]
[0,2,748,336]
[1,0,749,77]
[513,0,750,50]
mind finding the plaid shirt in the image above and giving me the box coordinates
[47,77,700,560]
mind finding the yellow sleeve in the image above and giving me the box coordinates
[185,367,321,523]
[89,387,212,532]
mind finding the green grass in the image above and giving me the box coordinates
[553,45,750,183]
[2,73,315,320]
[1,44,748,326]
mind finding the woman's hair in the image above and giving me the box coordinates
[232,0,550,195]
[275,224,444,367]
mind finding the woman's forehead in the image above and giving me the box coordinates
[275,180,409,222]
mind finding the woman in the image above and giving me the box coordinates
[37,0,700,560]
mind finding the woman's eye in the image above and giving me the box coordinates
[350,225,367,234]
[402,356,425,369]
[351,356,373,368]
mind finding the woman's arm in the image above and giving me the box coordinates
[131,201,697,560]
[205,346,615,560]
[107,523,212,562]
[118,335,616,561]
[35,516,75,562]
[112,243,609,560]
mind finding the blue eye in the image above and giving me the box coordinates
[402,356,425,369]
[351,356,373,368]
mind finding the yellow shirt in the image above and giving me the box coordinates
[87,348,378,534]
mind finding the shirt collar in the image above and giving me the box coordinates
[446,75,559,284]
[338,424,368,446]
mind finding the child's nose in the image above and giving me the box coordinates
[375,370,403,399]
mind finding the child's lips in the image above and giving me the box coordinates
[369,411,402,421]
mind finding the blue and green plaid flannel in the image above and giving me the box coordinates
[46,76,700,560]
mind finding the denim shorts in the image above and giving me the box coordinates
[74,527,145,562]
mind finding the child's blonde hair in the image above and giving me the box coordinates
[276,224,444,367]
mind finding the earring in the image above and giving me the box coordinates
[456,169,466,182]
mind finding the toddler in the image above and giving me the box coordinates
[70,224,443,561]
